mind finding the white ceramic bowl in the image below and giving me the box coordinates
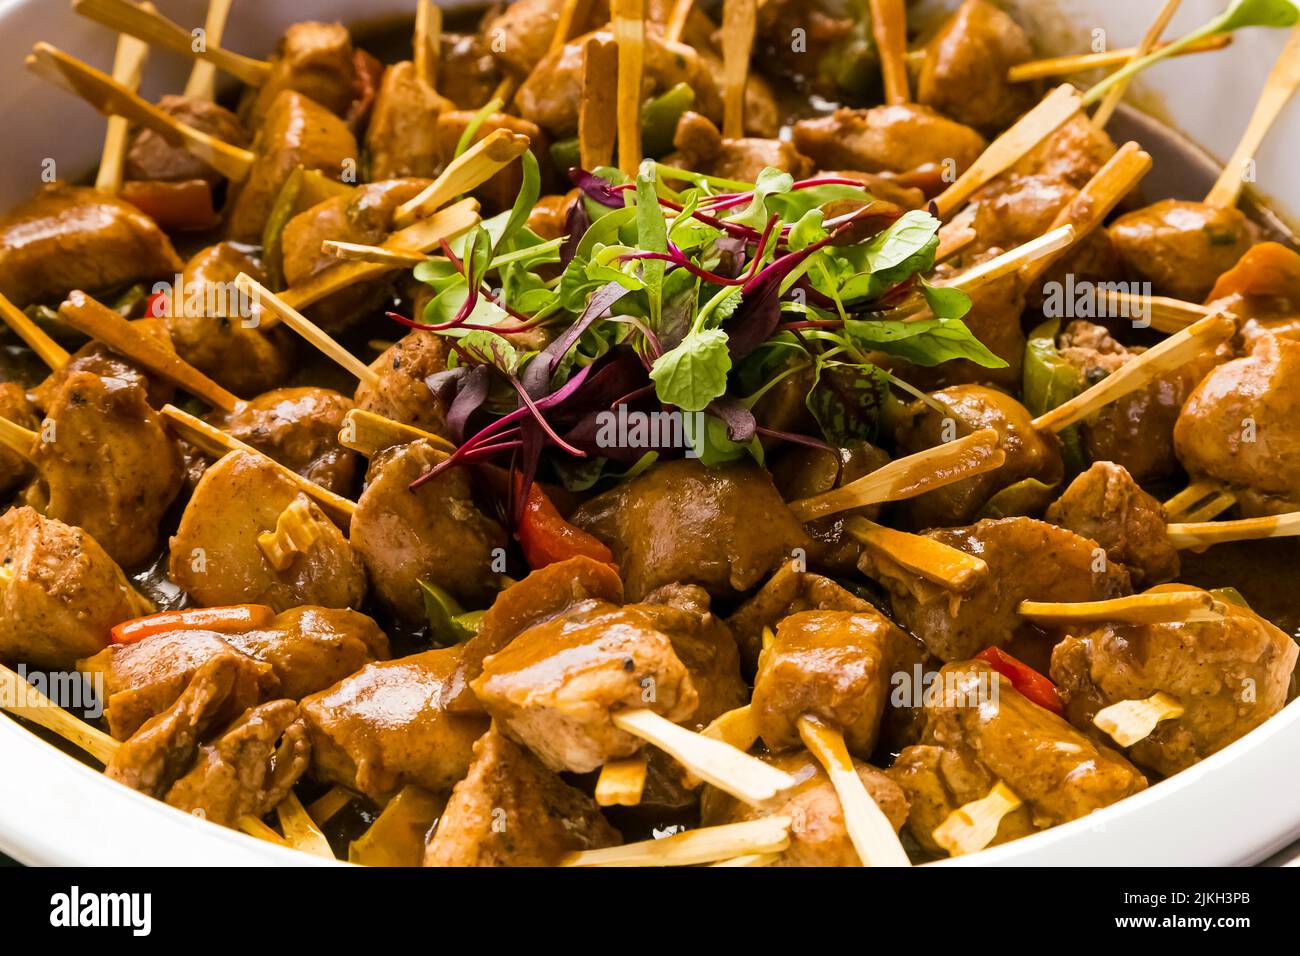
[1,0,1298,866]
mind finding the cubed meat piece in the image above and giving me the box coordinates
[301,645,489,801]
[32,316,178,411]
[0,382,38,498]
[752,0,856,95]
[437,32,503,111]
[471,599,699,773]
[1109,200,1255,302]
[350,439,508,622]
[484,0,573,77]
[667,111,813,182]
[244,22,357,127]
[1051,587,1298,776]
[433,111,550,213]
[211,386,359,496]
[126,95,250,184]
[168,450,367,612]
[0,184,182,308]
[752,609,897,757]
[365,62,451,180]
[226,90,358,244]
[34,369,184,568]
[0,507,153,669]
[894,385,1063,528]
[701,750,909,866]
[1008,112,1117,189]
[571,458,810,601]
[965,174,1075,257]
[423,725,620,866]
[166,242,298,397]
[861,517,1132,665]
[1046,462,1180,585]
[917,0,1037,134]
[1174,334,1300,516]
[791,105,987,177]
[354,329,454,435]
[526,190,578,240]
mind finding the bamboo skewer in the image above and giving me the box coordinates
[320,240,428,268]
[1167,511,1300,549]
[1091,0,1182,130]
[932,781,1022,857]
[393,129,531,227]
[306,786,354,824]
[0,663,119,765]
[1101,289,1211,334]
[27,42,255,183]
[940,226,1076,294]
[610,708,797,809]
[594,753,649,806]
[869,0,910,106]
[798,714,911,867]
[413,0,442,91]
[1176,491,1237,524]
[275,791,335,859]
[183,0,233,101]
[1003,35,1231,83]
[681,703,762,789]
[1094,692,1185,747]
[1164,480,1229,520]
[0,416,38,463]
[72,0,271,87]
[664,0,694,44]
[550,0,595,54]
[932,84,1083,219]
[0,291,70,369]
[612,0,646,174]
[95,11,151,195]
[1204,24,1300,209]
[711,852,780,866]
[258,495,326,571]
[789,428,1005,522]
[58,291,241,413]
[338,408,456,458]
[720,0,758,139]
[578,35,619,171]
[563,815,792,866]
[846,517,988,591]
[1019,590,1226,627]
[236,816,289,846]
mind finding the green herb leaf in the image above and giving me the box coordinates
[419,580,476,646]
[728,167,794,231]
[649,326,733,411]
[843,316,1008,367]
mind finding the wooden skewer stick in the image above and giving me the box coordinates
[1091,0,1182,131]
[721,0,758,139]
[277,198,480,315]
[1019,590,1225,627]
[0,291,69,369]
[1101,289,1211,334]
[275,791,335,859]
[338,408,456,458]
[1163,479,1233,521]
[320,240,428,268]
[563,815,792,866]
[790,428,1005,522]
[1167,511,1300,549]
[72,0,271,87]
[235,274,380,389]
[932,780,1022,857]
[940,226,1076,294]
[0,663,119,765]
[306,786,354,825]
[95,11,151,195]
[1205,24,1300,209]
[413,0,442,91]
[869,0,910,106]
[160,404,356,526]
[682,704,762,789]
[578,35,619,171]
[58,291,241,413]
[1032,312,1234,434]
[595,753,649,807]
[846,517,988,591]
[258,495,326,572]
[1094,692,1185,747]
[0,416,38,463]
[27,42,255,183]
[550,0,596,54]
[610,708,797,809]
[1003,35,1232,83]
[612,0,647,174]
[935,208,977,263]
[236,816,289,846]
[183,0,233,101]
[394,128,531,227]
[1177,491,1237,524]
[664,0,695,44]
[798,714,911,867]
[711,852,780,867]
[932,84,1083,219]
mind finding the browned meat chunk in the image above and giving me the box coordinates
[861,517,1132,665]
[1046,462,1180,585]
[169,450,367,612]
[1009,112,1117,189]
[1174,334,1300,515]
[32,317,177,411]
[965,174,1076,256]
[354,329,453,435]
[892,660,1146,852]
[471,599,699,772]
[1051,586,1299,776]
[34,369,184,568]
[166,242,297,397]
[437,32,503,110]
[226,91,358,244]
[244,22,357,127]
[917,0,1036,133]
[301,645,489,801]
[752,609,897,756]
[702,750,909,866]
[365,62,451,180]
[792,105,987,177]
[571,458,810,601]
[895,385,1063,528]
[0,507,152,669]
[0,184,182,308]
[350,439,507,621]
[0,382,38,497]
[423,725,620,866]
[1108,200,1255,302]
[212,386,359,496]
[667,111,813,182]
[484,0,577,78]
[126,95,249,184]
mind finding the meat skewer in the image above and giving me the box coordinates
[393,128,531,227]
[0,291,70,370]
[94,6,151,195]
[1019,590,1226,627]
[563,815,791,866]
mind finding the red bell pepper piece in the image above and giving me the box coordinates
[515,479,614,571]
[976,646,1065,715]
[111,605,276,645]
[121,179,219,232]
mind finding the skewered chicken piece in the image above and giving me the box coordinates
[365,1,452,180]
[0,382,38,497]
